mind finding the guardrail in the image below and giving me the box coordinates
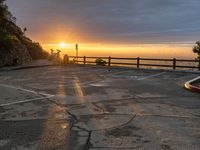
[67,56,200,70]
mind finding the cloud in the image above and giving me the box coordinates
[6,0,200,44]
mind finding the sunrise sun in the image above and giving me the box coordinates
[59,42,66,48]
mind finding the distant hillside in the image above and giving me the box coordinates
[0,0,48,67]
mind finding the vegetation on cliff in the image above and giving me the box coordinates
[0,0,48,66]
[193,41,200,61]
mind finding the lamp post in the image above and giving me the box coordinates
[76,44,78,63]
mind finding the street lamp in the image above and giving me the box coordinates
[75,44,78,63]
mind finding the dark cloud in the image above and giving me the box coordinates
[6,0,200,44]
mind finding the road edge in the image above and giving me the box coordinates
[184,76,200,93]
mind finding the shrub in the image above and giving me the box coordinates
[95,58,106,66]
[193,41,200,61]
[25,41,49,59]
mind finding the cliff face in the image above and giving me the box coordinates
[0,40,32,66]
[0,0,48,67]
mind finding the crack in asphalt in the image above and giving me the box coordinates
[45,94,137,150]
[45,97,79,123]
[142,114,200,119]
[44,97,93,149]
[103,114,136,132]
[73,114,136,132]
[83,131,92,150]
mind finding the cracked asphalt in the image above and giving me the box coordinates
[0,65,199,150]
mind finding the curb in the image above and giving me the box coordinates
[0,64,54,71]
[184,76,200,93]
[12,65,53,70]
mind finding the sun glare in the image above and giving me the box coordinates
[59,42,66,48]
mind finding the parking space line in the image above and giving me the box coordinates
[0,96,53,107]
[0,84,54,97]
[0,84,55,107]
[73,75,84,97]
[137,72,166,81]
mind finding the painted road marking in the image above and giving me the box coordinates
[0,84,54,97]
[0,84,55,106]
[0,96,54,107]
[137,72,166,81]
[73,75,84,97]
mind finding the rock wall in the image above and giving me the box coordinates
[0,0,48,67]
[0,43,32,67]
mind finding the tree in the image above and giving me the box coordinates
[0,0,14,23]
[23,27,27,34]
[193,41,200,61]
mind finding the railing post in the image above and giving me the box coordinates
[137,57,140,68]
[84,56,86,65]
[108,56,111,67]
[198,59,200,70]
[63,55,69,65]
[173,58,176,70]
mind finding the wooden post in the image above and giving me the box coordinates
[198,60,200,70]
[84,56,86,65]
[108,56,111,67]
[173,58,176,70]
[76,44,78,63]
[137,57,140,68]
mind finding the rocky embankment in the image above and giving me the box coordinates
[0,41,32,67]
[0,0,48,67]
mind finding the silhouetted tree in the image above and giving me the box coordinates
[23,27,27,34]
[193,41,200,60]
[0,0,14,23]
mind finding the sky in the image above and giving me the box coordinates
[6,0,200,58]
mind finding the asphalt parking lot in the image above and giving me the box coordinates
[0,65,199,150]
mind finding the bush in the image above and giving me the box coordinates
[0,33,19,51]
[0,34,19,44]
[25,41,49,59]
[95,58,106,66]
[193,41,200,61]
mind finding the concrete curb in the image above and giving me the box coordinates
[0,65,54,71]
[11,65,53,70]
[184,76,200,93]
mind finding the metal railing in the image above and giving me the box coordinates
[67,56,200,70]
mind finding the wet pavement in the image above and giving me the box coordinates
[0,65,199,150]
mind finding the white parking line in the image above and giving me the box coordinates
[0,84,55,106]
[0,84,54,97]
[0,96,53,107]
[73,75,84,97]
[137,72,166,81]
